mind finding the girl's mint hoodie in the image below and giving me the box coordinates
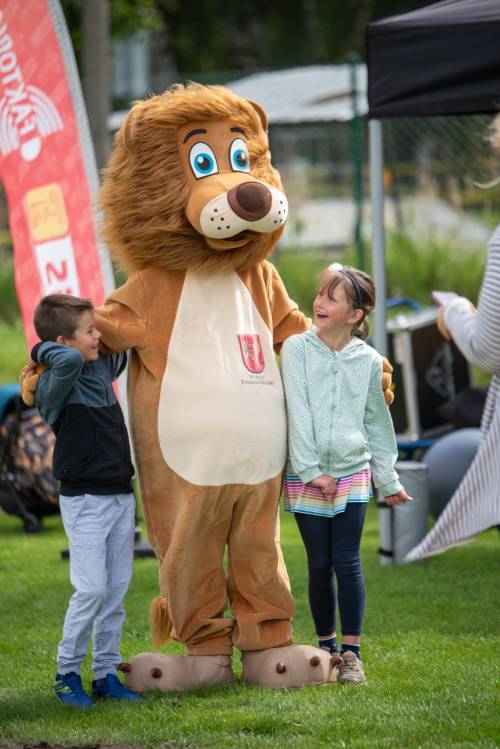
[280,330,401,497]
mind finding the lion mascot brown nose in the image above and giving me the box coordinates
[228,181,272,220]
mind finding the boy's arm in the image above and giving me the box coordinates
[364,356,402,497]
[280,338,321,484]
[31,342,85,421]
[102,350,128,381]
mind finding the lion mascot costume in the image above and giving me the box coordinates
[84,83,390,692]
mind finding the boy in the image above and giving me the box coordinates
[25,294,141,707]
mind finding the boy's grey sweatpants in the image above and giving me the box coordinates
[57,492,135,679]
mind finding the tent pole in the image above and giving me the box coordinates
[369,118,388,357]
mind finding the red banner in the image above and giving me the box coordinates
[0,0,112,349]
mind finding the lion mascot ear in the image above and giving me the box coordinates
[247,100,268,133]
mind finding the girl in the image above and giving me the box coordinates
[280,263,411,684]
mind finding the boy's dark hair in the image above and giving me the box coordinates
[34,295,94,342]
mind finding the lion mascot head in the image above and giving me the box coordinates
[99,82,287,274]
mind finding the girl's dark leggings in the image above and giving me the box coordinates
[294,502,367,637]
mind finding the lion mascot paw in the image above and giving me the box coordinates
[242,645,339,688]
[119,654,235,693]
[119,646,340,692]
[20,364,47,407]
[382,356,394,405]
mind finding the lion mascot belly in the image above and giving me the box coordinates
[158,269,286,486]
[94,83,339,691]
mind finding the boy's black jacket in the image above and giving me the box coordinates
[32,341,134,497]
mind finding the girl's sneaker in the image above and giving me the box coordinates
[338,651,366,684]
[54,672,94,708]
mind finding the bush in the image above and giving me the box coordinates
[0,320,27,384]
[0,254,21,325]
[272,248,333,315]
[373,231,485,307]
[273,231,486,314]
[0,232,487,338]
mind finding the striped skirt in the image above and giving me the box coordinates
[283,467,372,518]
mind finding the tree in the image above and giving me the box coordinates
[61,0,426,85]
[61,0,161,168]
[151,0,427,74]
[82,0,110,170]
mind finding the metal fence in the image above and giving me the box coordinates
[271,112,500,255]
[382,114,500,227]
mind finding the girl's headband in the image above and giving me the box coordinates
[327,263,363,310]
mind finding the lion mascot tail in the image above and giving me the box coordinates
[149,595,173,646]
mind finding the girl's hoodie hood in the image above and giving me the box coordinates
[303,328,366,359]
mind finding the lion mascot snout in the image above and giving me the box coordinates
[178,105,288,248]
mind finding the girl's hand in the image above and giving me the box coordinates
[384,488,412,506]
[309,474,337,500]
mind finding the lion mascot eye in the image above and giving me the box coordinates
[189,142,219,179]
[229,138,250,173]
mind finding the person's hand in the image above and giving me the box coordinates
[437,298,477,342]
[309,474,337,499]
[436,306,452,341]
[384,488,412,506]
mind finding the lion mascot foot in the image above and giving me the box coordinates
[242,645,340,688]
[119,653,235,693]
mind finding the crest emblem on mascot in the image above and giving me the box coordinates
[238,334,265,374]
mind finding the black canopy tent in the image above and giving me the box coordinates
[367,0,500,119]
[365,0,500,354]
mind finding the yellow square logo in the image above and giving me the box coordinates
[25,183,68,242]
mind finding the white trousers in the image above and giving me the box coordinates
[57,492,135,679]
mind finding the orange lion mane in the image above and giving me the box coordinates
[99,82,285,274]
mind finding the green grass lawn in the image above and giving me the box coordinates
[0,322,498,747]
[0,504,499,748]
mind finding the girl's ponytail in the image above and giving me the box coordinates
[353,317,370,340]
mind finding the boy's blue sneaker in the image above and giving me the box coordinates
[92,673,142,701]
[54,672,94,708]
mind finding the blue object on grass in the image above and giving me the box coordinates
[424,428,481,518]
[92,673,142,701]
[386,297,422,312]
[54,672,94,709]
[0,383,20,423]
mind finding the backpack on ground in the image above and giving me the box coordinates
[0,391,60,532]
